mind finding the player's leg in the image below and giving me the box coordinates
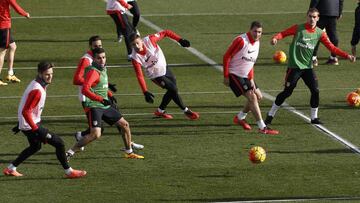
[46,131,86,178]
[302,69,322,124]
[266,68,301,125]
[110,13,124,42]
[128,1,140,33]
[5,42,20,83]
[102,107,144,159]
[66,108,103,159]
[3,130,42,176]
[0,48,6,85]
[325,17,339,65]
[119,13,135,61]
[0,29,9,85]
[228,74,252,130]
[103,106,144,153]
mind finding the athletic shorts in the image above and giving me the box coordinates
[86,106,122,128]
[152,67,177,89]
[0,28,14,49]
[284,68,318,89]
[229,74,256,97]
[22,125,51,144]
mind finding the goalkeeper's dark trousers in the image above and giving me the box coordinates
[12,128,70,170]
[274,68,319,108]
[313,16,339,58]
[152,68,186,110]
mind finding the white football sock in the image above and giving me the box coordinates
[125,148,133,154]
[8,164,16,171]
[268,103,281,117]
[8,70,14,76]
[67,149,75,156]
[311,107,318,120]
[312,56,317,60]
[257,120,266,130]
[157,108,165,113]
[237,111,247,120]
[65,167,73,175]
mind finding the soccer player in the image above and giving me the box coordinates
[310,0,344,66]
[0,0,30,86]
[129,30,200,120]
[66,48,144,160]
[351,0,360,57]
[3,62,86,178]
[223,21,279,135]
[265,8,355,125]
[106,0,134,61]
[72,36,140,151]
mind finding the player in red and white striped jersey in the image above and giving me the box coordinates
[3,62,86,178]
[0,0,30,85]
[106,0,135,61]
[223,21,278,135]
[130,30,199,120]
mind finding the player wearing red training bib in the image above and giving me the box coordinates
[129,30,199,120]
[3,62,86,179]
[0,0,30,85]
[223,21,278,135]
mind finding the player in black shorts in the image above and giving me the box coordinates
[66,48,144,160]
[0,0,30,85]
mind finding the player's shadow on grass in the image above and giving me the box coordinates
[269,148,353,154]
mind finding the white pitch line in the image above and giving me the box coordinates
[11,10,355,19]
[0,111,238,120]
[138,15,360,154]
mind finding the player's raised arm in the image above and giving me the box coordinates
[271,24,298,45]
[149,30,190,47]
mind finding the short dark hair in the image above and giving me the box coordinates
[89,35,101,46]
[250,21,262,29]
[129,32,140,43]
[308,8,319,15]
[92,47,105,57]
[37,61,54,73]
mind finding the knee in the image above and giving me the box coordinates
[117,119,130,130]
[9,43,17,51]
[90,130,101,139]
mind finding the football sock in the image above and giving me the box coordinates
[311,107,318,120]
[125,148,133,154]
[257,120,266,130]
[268,103,280,117]
[237,111,247,120]
[157,108,165,113]
[8,70,14,76]
[65,167,73,175]
[67,149,75,156]
[312,56,317,60]
[8,164,16,171]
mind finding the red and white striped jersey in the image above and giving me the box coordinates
[18,80,46,131]
[223,32,259,78]
[73,50,93,102]
[106,0,131,14]
[131,35,167,79]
